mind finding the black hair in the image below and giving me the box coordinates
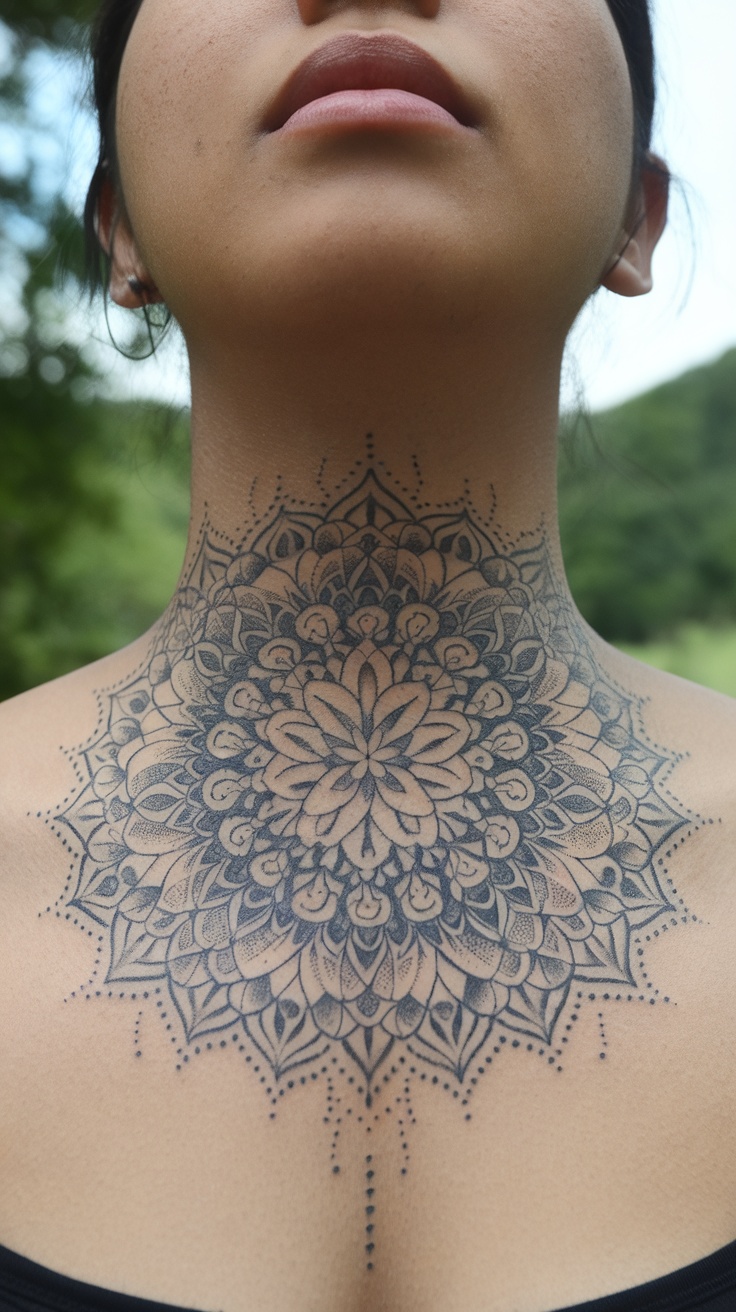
[83,0,143,295]
[83,0,667,297]
[606,0,658,180]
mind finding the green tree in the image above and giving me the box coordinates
[0,1,185,699]
[1,2,108,696]
[559,348,736,642]
[0,1,91,42]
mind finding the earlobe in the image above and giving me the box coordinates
[600,156,670,299]
[96,175,164,309]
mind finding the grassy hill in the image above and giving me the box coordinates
[559,346,736,643]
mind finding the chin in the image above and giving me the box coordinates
[218,209,505,341]
[160,188,596,349]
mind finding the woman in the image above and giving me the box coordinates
[1,0,735,1308]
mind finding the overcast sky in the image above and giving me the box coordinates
[3,0,735,413]
[566,0,736,411]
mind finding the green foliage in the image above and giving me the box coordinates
[0,0,93,47]
[1,372,107,697]
[0,387,189,698]
[559,347,736,643]
[617,623,736,698]
[0,1,184,699]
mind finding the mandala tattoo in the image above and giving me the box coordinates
[60,473,688,1087]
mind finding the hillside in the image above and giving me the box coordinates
[559,346,736,641]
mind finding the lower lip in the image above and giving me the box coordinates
[277,88,466,135]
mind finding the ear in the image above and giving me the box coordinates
[600,154,670,297]
[96,175,164,309]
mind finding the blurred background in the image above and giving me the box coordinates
[1,0,735,703]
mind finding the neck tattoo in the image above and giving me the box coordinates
[59,470,691,1114]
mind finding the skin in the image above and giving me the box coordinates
[1,3,736,1311]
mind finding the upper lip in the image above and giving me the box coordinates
[263,31,477,132]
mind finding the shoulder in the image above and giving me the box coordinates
[602,640,736,748]
[595,639,736,860]
[0,638,153,838]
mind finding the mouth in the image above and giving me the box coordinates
[263,31,478,136]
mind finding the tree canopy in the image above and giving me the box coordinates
[1,0,171,698]
[0,0,93,43]
[559,347,736,642]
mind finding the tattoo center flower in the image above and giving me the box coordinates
[264,642,472,874]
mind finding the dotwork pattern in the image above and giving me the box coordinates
[61,474,687,1083]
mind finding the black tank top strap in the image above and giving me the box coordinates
[0,1241,195,1311]
[1,1237,736,1312]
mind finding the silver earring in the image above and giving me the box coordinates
[127,274,147,298]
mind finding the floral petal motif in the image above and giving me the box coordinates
[264,758,326,801]
[347,883,391,927]
[232,920,302,980]
[492,768,536,811]
[295,605,341,645]
[467,680,513,719]
[400,874,443,922]
[291,871,339,923]
[250,850,289,888]
[218,816,257,857]
[122,812,192,857]
[297,807,365,853]
[483,815,521,860]
[257,638,302,671]
[202,770,246,812]
[447,847,490,889]
[301,763,363,817]
[207,721,251,760]
[438,924,504,982]
[482,721,530,761]
[343,646,394,702]
[264,709,332,763]
[158,842,216,914]
[370,792,439,849]
[433,636,479,671]
[410,757,473,800]
[373,681,431,746]
[395,604,439,645]
[224,680,269,718]
[341,816,392,870]
[346,607,391,642]
[406,711,471,764]
[303,680,362,745]
[373,765,435,818]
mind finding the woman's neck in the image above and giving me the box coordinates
[183,319,569,586]
[74,324,690,1087]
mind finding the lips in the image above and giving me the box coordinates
[264,31,477,134]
